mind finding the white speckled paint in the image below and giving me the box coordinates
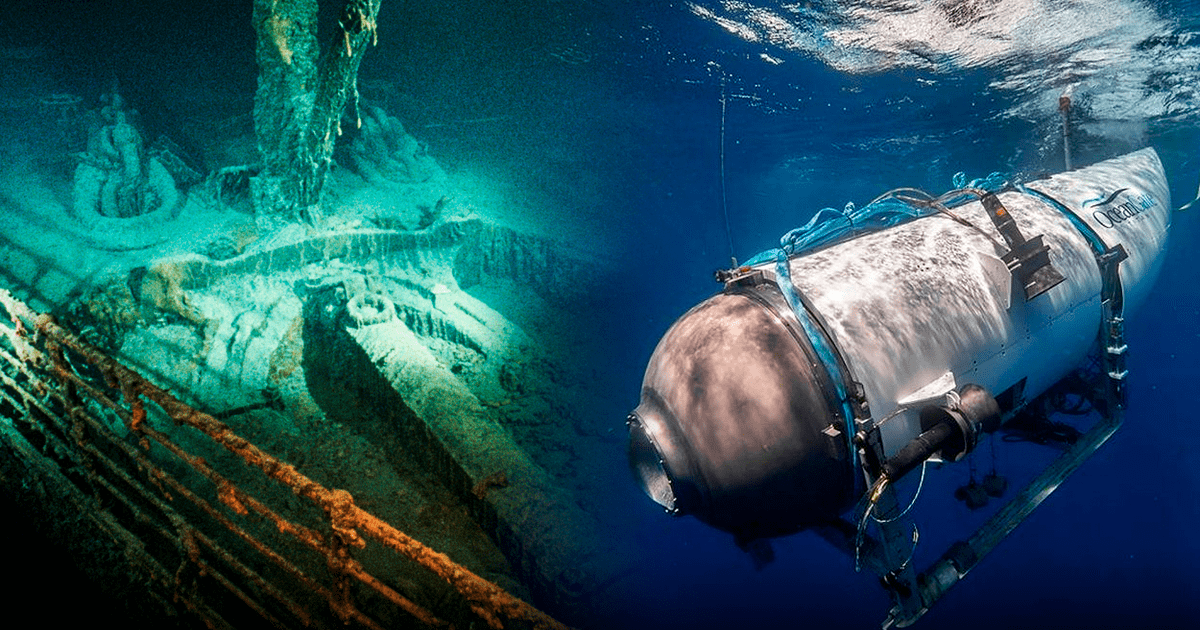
[769,149,1170,456]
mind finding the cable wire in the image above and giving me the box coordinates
[872,461,928,524]
[719,71,735,266]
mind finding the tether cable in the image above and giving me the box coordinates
[719,70,736,266]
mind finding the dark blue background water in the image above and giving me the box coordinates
[471,3,1199,628]
[508,4,1200,627]
[6,1,1199,628]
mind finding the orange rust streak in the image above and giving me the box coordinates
[3,292,574,630]
[79,441,317,627]
[350,503,573,630]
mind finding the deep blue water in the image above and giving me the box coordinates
[600,2,1200,624]
[5,1,1200,628]
[531,2,1200,628]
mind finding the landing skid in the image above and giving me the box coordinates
[836,244,1129,627]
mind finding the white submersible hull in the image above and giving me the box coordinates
[627,148,1171,541]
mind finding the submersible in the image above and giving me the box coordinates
[626,148,1172,624]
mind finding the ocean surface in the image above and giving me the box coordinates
[4,1,1200,628]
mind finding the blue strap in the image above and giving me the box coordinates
[1021,185,1128,407]
[774,251,860,479]
[1021,186,1109,255]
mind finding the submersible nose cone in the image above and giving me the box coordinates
[627,289,856,537]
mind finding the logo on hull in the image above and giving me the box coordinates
[1083,188,1158,229]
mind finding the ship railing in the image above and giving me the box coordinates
[0,289,569,630]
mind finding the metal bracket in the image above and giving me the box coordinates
[715,266,765,288]
[877,240,1129,628]
[981,193,1067,301]
[1097,245,1129,409]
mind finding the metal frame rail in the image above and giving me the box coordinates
[0,289,570,630]
[879,240,1131,628]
